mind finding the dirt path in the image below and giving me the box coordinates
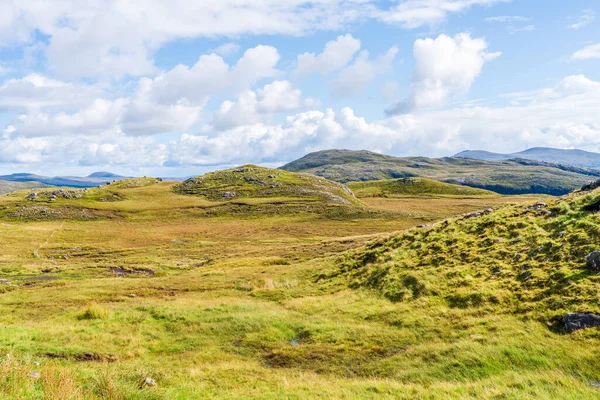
[33,222,65,259]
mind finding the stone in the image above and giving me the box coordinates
[29,372,41,379]
[581,180,600,192]
[141,377,157,388]
[222,191,236,199]
[586,251,600,271]
[463,212,482,219]
[563,312,600,333]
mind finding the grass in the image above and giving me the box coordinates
[0,168,597,398]
[348,177,498,198]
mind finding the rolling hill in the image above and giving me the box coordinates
[281,149,600,195]
[327,180,600,326]
[454,147,600,169]
[347,177,497,198]
[174,164,360,206]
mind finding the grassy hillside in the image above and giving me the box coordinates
[281,149,600,195]
[0,180,51,195]
[174,164,360,206]
[328,182,600,325]
[348,177,497,198]
[0,167,571,398]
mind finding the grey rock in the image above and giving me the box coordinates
[141,377,157,388]
[563,312,600,333]
[463,212,482,219]
[586,251,600,271]
[29,372,41,379]
[222,191,236,199]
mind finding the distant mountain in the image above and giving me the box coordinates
[0,172,126,188]
[0,180,52,195]
[454,147,600,169]
[281,149,600,195]
[87,171,123,178]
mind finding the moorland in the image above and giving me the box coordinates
[0,157,599,399]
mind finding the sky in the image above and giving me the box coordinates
[0,0,599,177]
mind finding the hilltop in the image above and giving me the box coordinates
[281,149,600,195]
[348,177,497,198]
[174,164,360,206]
[455,147,600,169]
[326,180,600,326]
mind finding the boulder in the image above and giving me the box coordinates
[586,251,600,271]
[563,312,600,333]
[222,191,236,199]
[141,377,157,388]
[581,180,600,192]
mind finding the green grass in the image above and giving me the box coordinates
[0,167,597,398]
[348,177,498,198]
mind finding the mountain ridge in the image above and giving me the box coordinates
[454,147,600,169]
[280,149,600,195]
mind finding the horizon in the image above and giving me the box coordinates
[2,145,600,178]
[0,1,599,176]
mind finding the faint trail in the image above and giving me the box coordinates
[33,222,65,259]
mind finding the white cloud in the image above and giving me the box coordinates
[0,74,104,113]
[212,81,317,129]
[567,9,595,30]
[377,0,508,29]
[3,45,282,138]
[211,43,241,57]
[294,34,361,77]
[3,75,600,170]
[387,33,500,114]
[331,46,399,97]
[0,1,374,79]
[572,43,600,61]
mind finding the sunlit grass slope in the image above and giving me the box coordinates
[0,167,594,398]
[348,177,498,198]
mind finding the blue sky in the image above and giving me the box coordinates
[0,0,599,176]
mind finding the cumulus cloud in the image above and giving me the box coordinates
[0,1,512,79]
[3,75,600,170]
[0,1,373,79]
[212,81,317,129]
[572,43,600,61]
[386,33,500,114]
[294,34,361,77]
[4,45,282,138]
[331,46,399,97]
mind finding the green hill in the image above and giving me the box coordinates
[281,149,600,195]
[327,181,600,326]
[348,177,498,198]
[174,164,360,205]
